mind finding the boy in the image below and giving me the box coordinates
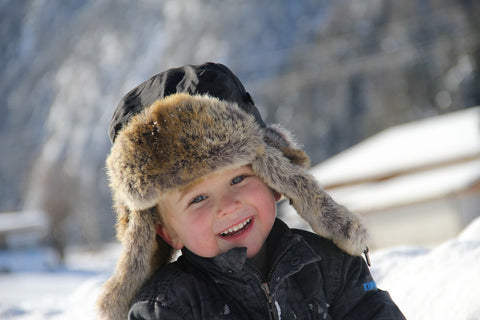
[98,62,405,320]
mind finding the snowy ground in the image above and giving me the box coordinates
[1,217,480,320]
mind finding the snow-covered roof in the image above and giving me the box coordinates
[307,107,480,213]
[0,211,48,236]
[312,106,480,188]
[327,158,480,214]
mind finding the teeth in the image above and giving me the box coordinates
[221,218,251,236]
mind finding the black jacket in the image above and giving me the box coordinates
[129,219,405,319]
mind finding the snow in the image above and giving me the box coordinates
[325,158,480,214]
[312,106,480,187]
[1,218,480,319]
[300,107,480,235]
[370,217,480,319]
[0,244,120,320]
[0,211,48,249]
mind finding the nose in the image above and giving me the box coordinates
[217,191,240,217]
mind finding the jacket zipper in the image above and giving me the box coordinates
[262,248,288,320]
[261,282,279,320]
[249,245,292,320]
[266,245,291,281]
[244,265,278,320]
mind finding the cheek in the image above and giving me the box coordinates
[247,184,277,222]
[253,184,277,208]
[180,214,222,258]
[177,210,213,241]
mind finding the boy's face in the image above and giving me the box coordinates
[157,165,280,258]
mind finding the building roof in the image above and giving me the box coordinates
[312,107,480,188]
[310,107,480,214]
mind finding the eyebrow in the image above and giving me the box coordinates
[177,178,205,203]
[178,185,194,203]
[176,166,252,203]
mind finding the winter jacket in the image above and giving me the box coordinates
[128,219,406,320]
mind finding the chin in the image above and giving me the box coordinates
[246,245,262,258]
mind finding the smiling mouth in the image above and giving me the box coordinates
[220,218,252,238]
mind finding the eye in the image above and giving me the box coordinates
[231,175,246,185]
[190,195,207,205]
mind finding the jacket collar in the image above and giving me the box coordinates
[181,218,321,283]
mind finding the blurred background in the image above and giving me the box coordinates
[1,0,480,262]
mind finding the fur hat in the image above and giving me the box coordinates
[108,62,266,144]
[97,63,368,320]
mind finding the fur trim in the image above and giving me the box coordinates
[99,93,368,320]
[106,94,264,211]
[251,144,368,255]
[97,207,164,320]
[264,124,310,168]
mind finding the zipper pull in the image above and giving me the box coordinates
[261,282,279,320]
[261,282,271,302]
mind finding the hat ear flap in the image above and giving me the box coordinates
[264,125,310,168]
[252,145,368,256]
[97,207,173,320]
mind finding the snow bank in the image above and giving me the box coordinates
[1,218,480,319]
[0,245,119,320]
[371,217,480,319]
